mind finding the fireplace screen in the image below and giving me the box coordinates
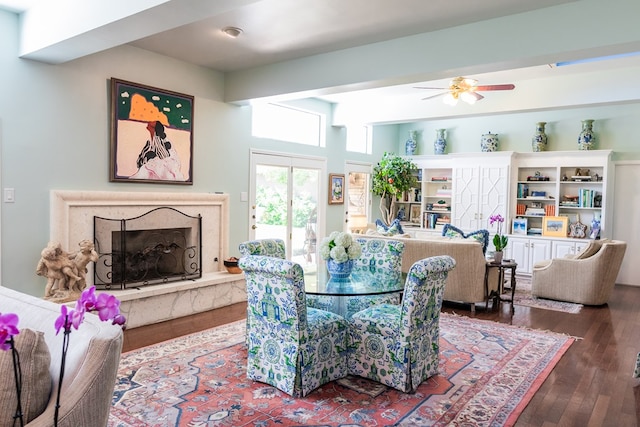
[94,207,202,289]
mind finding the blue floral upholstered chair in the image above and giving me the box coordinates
[307,238,405,319]
[238,238,286,258]
[239,255,349,397]
[347,255,456,393]
[238,239,287,346]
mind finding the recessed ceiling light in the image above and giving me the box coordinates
[221,26,243,39]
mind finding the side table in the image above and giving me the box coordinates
[484,260,518,312]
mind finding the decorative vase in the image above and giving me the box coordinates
[531,122,548,152]
[493,251,504,264]
[481,132,499,152]
[434,129,447,155]
[405,130,417,156]
[578,119,595,150]
[326,258,353,279]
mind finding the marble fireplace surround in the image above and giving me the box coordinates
[51,190,246,328]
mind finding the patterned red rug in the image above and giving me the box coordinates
[109,314,573,427]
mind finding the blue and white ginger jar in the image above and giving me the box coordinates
[481,132,499,152]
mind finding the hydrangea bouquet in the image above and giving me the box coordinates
[0,286,126,426]
[319,231,362,263]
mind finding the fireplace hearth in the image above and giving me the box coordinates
[94,207,202,289]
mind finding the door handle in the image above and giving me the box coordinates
[251,225,257,230]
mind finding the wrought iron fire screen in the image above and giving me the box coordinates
[93,207,202,289]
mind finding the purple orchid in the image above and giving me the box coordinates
[95,293,121,322]
[0,312,20,351]
[489,214,508,252]
[77,285,97,311]
[54,304,85,335]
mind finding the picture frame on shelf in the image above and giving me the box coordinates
[110,78,194,184]
[409,204,421,223]
[512,217,528,235]
[328,173,345,204]
[542,216,569,237]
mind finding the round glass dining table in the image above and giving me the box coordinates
[304,265,405,317]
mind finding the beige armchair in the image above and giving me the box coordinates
[531,240,626,305]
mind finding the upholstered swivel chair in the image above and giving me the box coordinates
[238,238,286,259]
[307,238,405,318]
[347,255,456,393]
[532,239,626,305]
[239,255,348,397]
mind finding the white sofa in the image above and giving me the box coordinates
[358,233,498,311]
[0,286,123,426]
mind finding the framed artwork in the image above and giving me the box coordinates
[328,173,345,204]
[409,204,421,223]
[542,216,569,237]
[512,217,528,235]
[110,78,194,184]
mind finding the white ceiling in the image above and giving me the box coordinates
[3,0,640,124]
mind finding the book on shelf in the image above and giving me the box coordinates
[517,183,529,198]
[525,208,545,216]
[430,177,450,182]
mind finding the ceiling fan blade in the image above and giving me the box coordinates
[414,86,448,90]
[475,84,515,91]
[421,92,447,101]
[470,91,484,101]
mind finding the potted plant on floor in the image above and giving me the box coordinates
[372,152,418,226]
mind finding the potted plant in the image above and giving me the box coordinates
[372,152,418,226]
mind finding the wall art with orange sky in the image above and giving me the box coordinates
[110,78,194,184]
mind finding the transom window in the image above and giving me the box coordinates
[252,103,325,146]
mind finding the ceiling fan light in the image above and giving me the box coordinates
[460,91,478,105]
[443,93,458,106]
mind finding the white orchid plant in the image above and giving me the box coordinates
[319,231,362,263]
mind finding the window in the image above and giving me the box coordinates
[346,124,372,154]
[252,103,325,146]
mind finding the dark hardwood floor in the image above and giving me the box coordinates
[123,284,640,426]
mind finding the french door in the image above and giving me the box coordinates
[249,150,325,270]
[344,162,372,233]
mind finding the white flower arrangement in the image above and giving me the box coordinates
[319,231,362,263]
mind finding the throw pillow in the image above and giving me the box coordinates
[442,224,490,254]
[574,238,609,260]
[375,219,404,236]
[0,328,51,426]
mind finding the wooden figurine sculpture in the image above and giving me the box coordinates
[36,240,97,302]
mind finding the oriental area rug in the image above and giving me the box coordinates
[511,276,583,314]
[108,315,574,427]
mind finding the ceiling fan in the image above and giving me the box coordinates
[415,77,515,105]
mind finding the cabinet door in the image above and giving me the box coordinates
[530,239,551,268]
[508,237,531,274]
[478,165,509,228]
[453,165,509,231]
[453,166,480,230]
[553,240,575,259]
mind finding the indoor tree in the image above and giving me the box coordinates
[372,152,418,225]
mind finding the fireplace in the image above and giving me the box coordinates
[94,207,202,289]
[50,190,246,329]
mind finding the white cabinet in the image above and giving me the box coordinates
[552,240,590,259]
[453,164,509,231]
[508,237,551,274]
